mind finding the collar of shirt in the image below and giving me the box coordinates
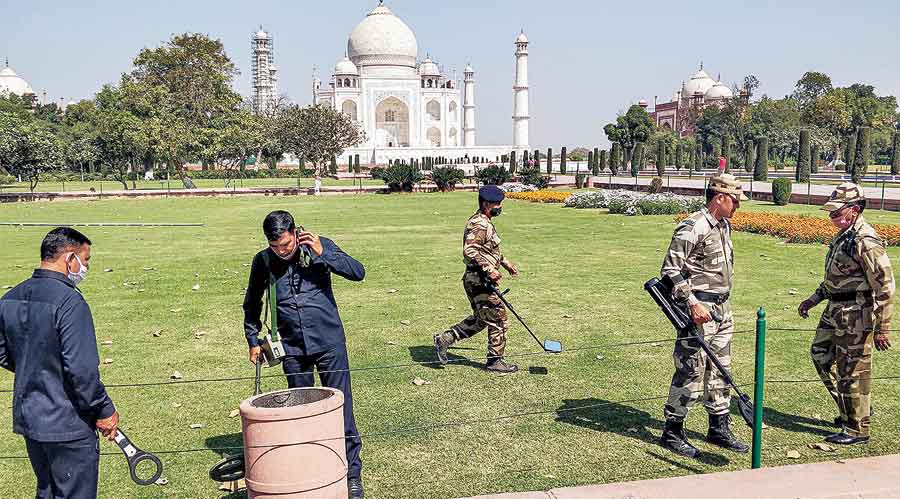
[700,207,724,230]
[31,268,76,288]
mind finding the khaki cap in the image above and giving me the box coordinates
[822,182,865,212]
[709,173,749,201]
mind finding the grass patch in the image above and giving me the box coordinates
[1,195,899,498]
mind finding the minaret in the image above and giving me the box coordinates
[512,30,530,149]
[311,65,321,104]
[251,27,277,115]
[462,63,476,146]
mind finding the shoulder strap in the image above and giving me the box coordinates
[259,251,280,342]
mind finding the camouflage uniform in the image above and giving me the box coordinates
[661,206,736,421]
[807,184,895,438]
[439,212,512,360]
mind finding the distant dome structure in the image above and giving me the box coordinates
[705,80,734,100]
[682,64,716,97]
[347,3,418,70]
[334,55,359,75]
[418,55,440,76]
[0,61,33,97]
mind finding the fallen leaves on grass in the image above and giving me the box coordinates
[786,450,801,459]
[412,377,431,386]
[170,371,183,380]
[807,442,835,452]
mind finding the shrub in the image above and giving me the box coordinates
[797,129,810,183]
[370,167,385,180]
[560,147,567,175]
[649,176,663,194]
[610,143,621,175]
[636,193,705,215]
[772,178,792,206]
[500,182,537,193]
[431,166,465,191]
[676,211,900,246]
[475,164,511,185]
[0,174,15,186]
[892,132,900,176]
[575,174,586,189]
[853,126,871,184]
[381,163,423,192]
[520,165,549,189]
[506,191,571,203]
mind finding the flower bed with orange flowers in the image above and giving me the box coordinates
[675,212,900,246]
[506,191,572,204]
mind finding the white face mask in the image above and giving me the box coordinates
[67,254,88,286]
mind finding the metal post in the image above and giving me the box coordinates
[750,179,754,201]
[807,180,811,205]
[882,175,886,210]
[751,307,767,469]
[609,173,612,190]
[634,174,638,191]
[99,181,103,200]
[667,175,671,191]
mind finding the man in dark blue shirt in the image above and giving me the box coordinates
[243,210,366,499]
[0,227,119,499]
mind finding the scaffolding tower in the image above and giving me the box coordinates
[251,27,278,116]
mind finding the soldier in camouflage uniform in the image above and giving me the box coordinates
[798,182,894,445]
[658,173,749,458]
[434,185,520,373]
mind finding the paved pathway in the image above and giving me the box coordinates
[465,454,900,499]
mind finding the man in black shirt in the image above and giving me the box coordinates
[243,210,366,498]
[0,227,119,499]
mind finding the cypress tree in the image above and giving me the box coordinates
[560,147,567,175]
[722,135,732,172]
[632,143,643,177]
[694,143,702,172]
[853,126,871,184]
[744,141,754,173]
[599,149,608,173]
[891,132,900,176]
[656,140,665,172]
[675,143,684,171]
[587,150,594,175]
[522,150,529,168]
[797,129,811,183]
[353,154,360,173]
[810,144,820,174]
[533,149,540,165]
[546,148,553,174]
[591,151,599,176]
[509,150,517,173]
[754,137,768,181]
[844,131,857,173]
[330,155,338,175]
[610,143,620,175]
[593,147,600,170]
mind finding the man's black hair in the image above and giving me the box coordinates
[705,188,717,204]
[40,227,91,261]
[263,210,296,241]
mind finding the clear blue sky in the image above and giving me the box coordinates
[5,0,900,148]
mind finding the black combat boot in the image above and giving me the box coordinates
[824,431,869,445]
[433,332,453,365]
[348,477,365,498]
[485,358,518,373]
[706,414,749,453]
[659,420,701,458]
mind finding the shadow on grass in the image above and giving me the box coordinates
[205,433,247,499]
[408,344,485,371]
[759,405,835,437]
[555,398,730,467]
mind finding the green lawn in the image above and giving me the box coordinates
[1,194,900,499]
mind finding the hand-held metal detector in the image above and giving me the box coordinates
[113,429,164,486]
[644,277,754,427]
[484,280,562,353]
[259,252,285,367]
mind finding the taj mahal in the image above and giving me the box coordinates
[296,2,531,165]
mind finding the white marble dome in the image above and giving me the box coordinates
[418,56,440,76]
[347,3,418,69]
[682,67,716,97]
[334,56,359,75]
[705,81,734,100]
[0,66,32,96]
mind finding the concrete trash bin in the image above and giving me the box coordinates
[241,387,348,498]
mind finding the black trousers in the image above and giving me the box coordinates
[25,434,99,499]
[282,343,362,479]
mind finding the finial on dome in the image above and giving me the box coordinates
[699,60,704,70]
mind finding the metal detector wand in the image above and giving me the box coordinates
[113,429,163,486]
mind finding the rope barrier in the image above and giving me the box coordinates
[0,328,757,393]
[0,385,743,460]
